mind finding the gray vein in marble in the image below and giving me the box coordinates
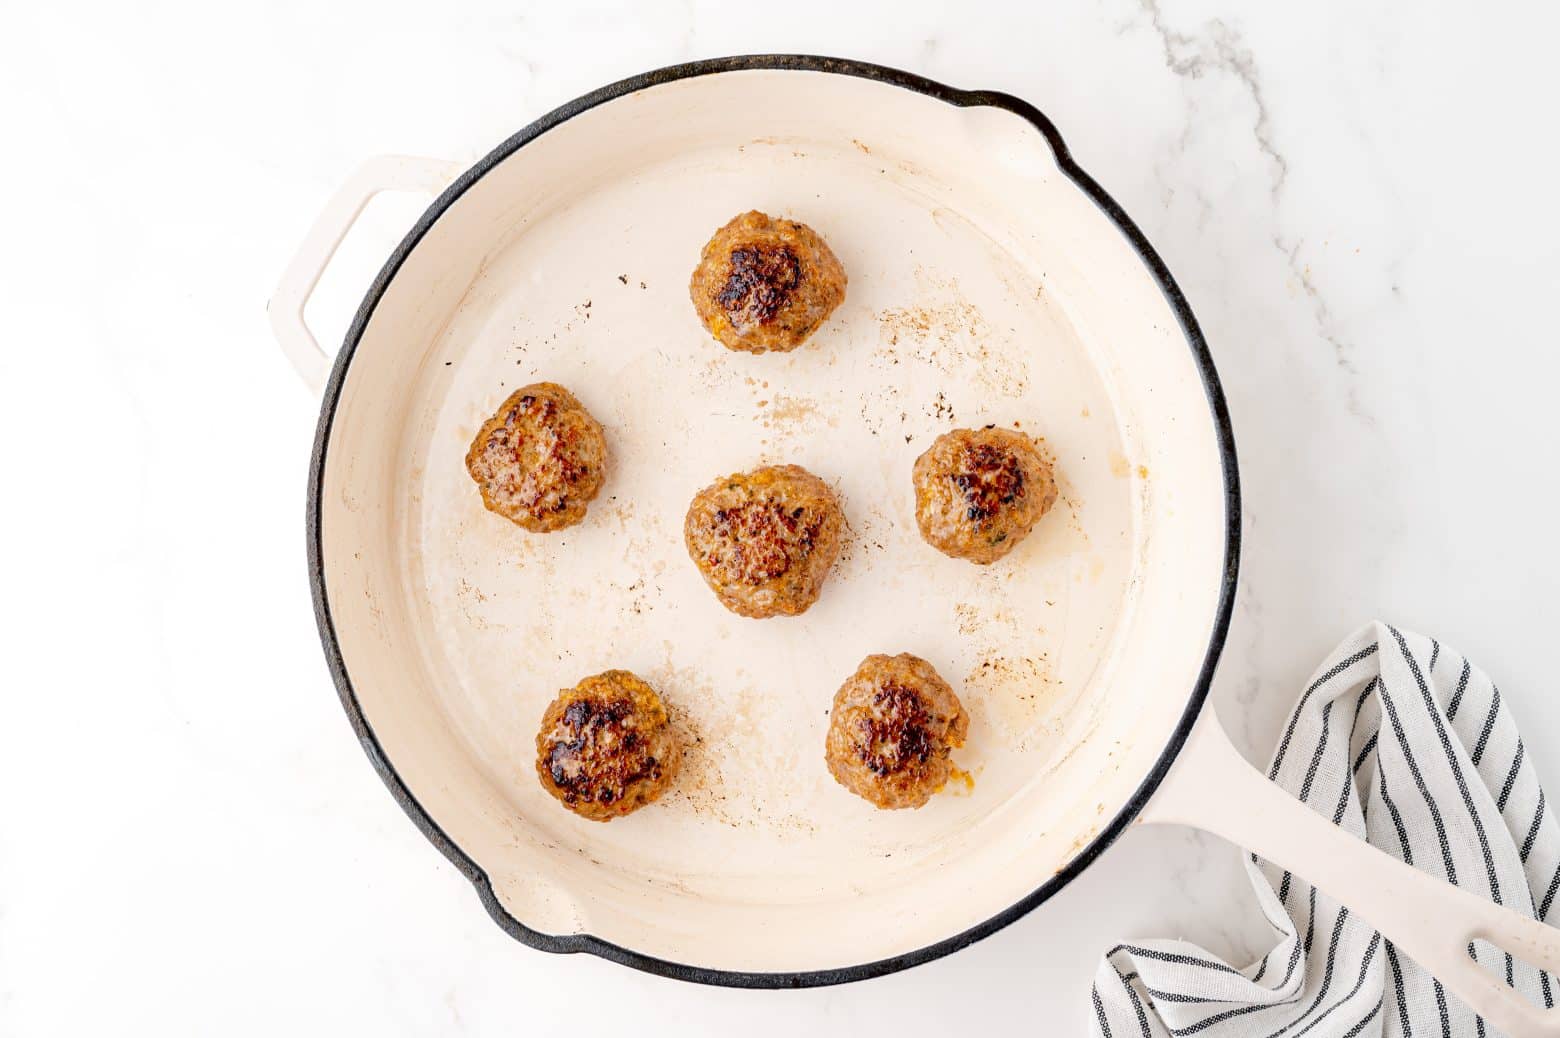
[1137,1,1289,194]
[1277,235,1378,426]
[1134,0,1372,425]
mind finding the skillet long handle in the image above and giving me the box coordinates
[1140,711,1560,1037]
[267,155,460,394]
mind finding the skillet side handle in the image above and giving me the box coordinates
[1141,711,1560,1038]
[267,155,460,394]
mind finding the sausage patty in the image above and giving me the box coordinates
[683,464,844,618]
[912,426,1057,564]
[825,653,969,810]
[534,670,681,822]
[689,210,847,354]
[465,382,608,533]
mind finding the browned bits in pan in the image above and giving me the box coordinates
[683,464,845,618]
[689,210,847,354]
[465,381,608,532]
[912,426,1057,564]
[826,653,969,810]
[535,670,681,822]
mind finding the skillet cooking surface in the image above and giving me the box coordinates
[307,56,1238,985]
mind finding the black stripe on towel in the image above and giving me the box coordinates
[1341,999,1383,1038]
[1146,988,1239,1005]
[1300,886,1319,959]
[1350,678,1377,726]
[1383,943,1412,1036]
[1269,644,1379,780]
[1376,758,1414,864]
[1497,740,1525,811]
[1391,626,1503,902]
[1541,865,1560,920]
[1523,790,1547,863]
[1471,686,1502,766]
[1171,951,1308,1034]
[1446,659,1472,720]
[1298,699,1334,805]
[1352,731,1378,775]
[1118,970,1231,1010]
[1331,758,1353,825]
[1377,670,1455,880]
[1279,931,1382,1038]
[1272,905,1360,1030]
[1257,771,1365,1038]
[1117,967,1153,1038]
[1108,945,1243,976]
[1170,1000,1286,1036]
[1390,628,1517,1038]
[1276,869,1295,912]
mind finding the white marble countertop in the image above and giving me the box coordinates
[5,1,1559,1033]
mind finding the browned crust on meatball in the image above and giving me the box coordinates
[689,210,847,354]
[825,654,969,810]
[534,670,681,822]
[912,426,1057,564]
[465,382,608,533]
[683,464,844,618]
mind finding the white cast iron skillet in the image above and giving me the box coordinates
[272,56,1559,1034]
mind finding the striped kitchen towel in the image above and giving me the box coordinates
[1091,622,1558,1037]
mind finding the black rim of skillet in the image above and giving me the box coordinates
[305,53,1242,990]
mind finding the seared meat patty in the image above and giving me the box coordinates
[465,381,608,533]
[683,464,844,618]
[825,653,969,810]
[912,426,1057,564]
[534,670,680,822]
[689,210,847,354]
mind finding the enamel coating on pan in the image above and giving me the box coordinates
[304,56,1240,987]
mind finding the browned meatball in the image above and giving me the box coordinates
[683,464,844,618]
[534,670,680,822]
[825,654,969,810]
[465,382,608,533]
[689,210,847,354]
[912,426,1057,564]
